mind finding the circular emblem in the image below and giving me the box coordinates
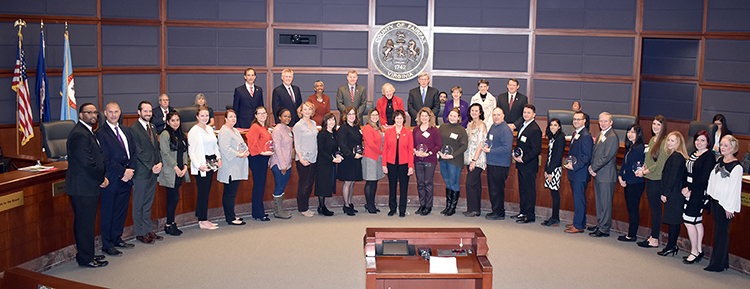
[371,20,429,81]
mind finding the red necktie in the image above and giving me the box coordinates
[250,86,254,97]
[351,86,355,102]
[509,94,514,109]
[288,87,294,102]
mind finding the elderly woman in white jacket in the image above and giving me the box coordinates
[218,110,249,226]
[188,107,222,230]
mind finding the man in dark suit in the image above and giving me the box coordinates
[272,68,303,126]
[151,94,173,134]
[66,103,109,268]
[564,111,593,233]
[496,78,528,131]
[407,72,440,126]
[336,70,367,116]
[96,102,137,256]
[233,67,264,129]
[511,104,542,223]
[588,112,619,237]
[129,101,163,244]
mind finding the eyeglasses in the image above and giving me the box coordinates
[573,118,584,121]
[81,111,97,115]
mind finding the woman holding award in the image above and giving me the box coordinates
[460,103,487,217]
[188,107,222,230]
[293,102,318,217]
[438,108,468,216]
[383,110,414,217]
[217,109,249,226]
[412,108,442,215]
[541,118,565,226]
[269,108,295,219]
[246,106,274,221]
[362,109,385,214]
[316,113,342,216]
[337,106,364,216]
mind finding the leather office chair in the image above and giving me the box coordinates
[174,106,199,132]
[361,101,373,124]
[610,114,637,143]
[40,120,76,161]
[226,104,233,111]
[686,121,717,155]
[437,103,445,125]
[547,109,576,136]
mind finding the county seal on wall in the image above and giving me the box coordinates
[371,20,429,81]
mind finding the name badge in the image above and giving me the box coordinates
[520,135,527,143]
[574,134,580,140]
[687,176,693,183]
[422,131,431,138]
[450,133,458,140]
[488,134,494,141]
[644,147,650,153]
[288,132,293,138]
[600,135,607,143]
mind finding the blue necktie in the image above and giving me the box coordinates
[421,88,426,104]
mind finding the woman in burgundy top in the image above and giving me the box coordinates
[307,80,330,125]
[412,107,442,215]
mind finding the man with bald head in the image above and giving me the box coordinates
[96,102,138,256]
[588,112,620,237]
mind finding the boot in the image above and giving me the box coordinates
[440,189,452,215]
[273,194,292,219]
[445,190,460,216]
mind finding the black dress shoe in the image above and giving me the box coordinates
[516,217,535,224]
[399,212,406,217]
[510,213,525,220]
[586,225,597,232]
[80,260,108,268]
[589,230,610,237]
[227,220,246,225]
[104,247,122,257]
[484,213,505,220]
[366,205,378,214]
[114,242,135,249]
[637,240,658,248]
[318,206,334,216]
[421,207,432,215]
[165,224,182,236]
[416,205,425,215]
[237,217,244,221]
[388,210,396,216]
[253,216,271,221]
[94,255,106,261]
[463,211,480,217]
[617,235,636,242]
[540,219,560,227]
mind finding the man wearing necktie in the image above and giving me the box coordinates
[497,78,528,131]
[564,112,593,233]
[336,70,367,117]
[150,94,173,134]
[588,112,620,237]
[233,68,265,129]
[96,102,137,256]
[511,104,542,224]
[129,101,163,244]
[408,72,440,126]
[272,68,303,126]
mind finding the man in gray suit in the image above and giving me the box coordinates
[129,101,163,244]
[336,70,367,116]
[588,112,619,237]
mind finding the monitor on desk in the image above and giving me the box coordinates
[376,240,415,256]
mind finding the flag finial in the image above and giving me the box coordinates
[40,19,43,29]
[14,19,26,30]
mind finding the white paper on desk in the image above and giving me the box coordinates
[429,256,458,273]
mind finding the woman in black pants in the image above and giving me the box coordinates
[636,115,668,248]
[158,111,190,236]
[542,118,565,226]
[382,110,414,217]
[187,107,222,230]
[656,131,688,257]
[617,124,645,241]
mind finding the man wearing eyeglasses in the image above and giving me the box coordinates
[66,103,109,268]
[564,111,593,233]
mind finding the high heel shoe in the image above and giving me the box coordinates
[683,253,701,264]
[253,216,271,221]
[657,247,678,256]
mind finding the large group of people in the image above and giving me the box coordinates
[65,71,744,273]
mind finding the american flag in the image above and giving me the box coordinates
[12,23,34,146]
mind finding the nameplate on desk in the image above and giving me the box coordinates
[0,191,24,212]
[52,181,66,197]
[742,193,750,208]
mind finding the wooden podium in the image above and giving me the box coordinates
[364,228,492,289]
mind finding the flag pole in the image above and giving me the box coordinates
[14,19,26,155]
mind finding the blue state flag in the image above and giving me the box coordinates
[36,25,50,122]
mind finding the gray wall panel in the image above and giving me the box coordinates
[434,0,529,28]
[168,27,266,67]
[643,0,703,31]
[535,36,633,76]
[102,25,159,67]
[101,0,159,19]
[376,0,428,25]
[434,34,528,71]
[4,24,101,70]
[167,0,266,22]
[642,39,699,76]
[275,48,322,66]
[533,80,630,118]
[276,0,368,24]
[103,74,159,114]
[704,39,750,84]
[701,90,750,135]
[707,0,750,32]
[639,81,695,120]
[321,50,368,67]
[0,0,97,17]
[537,0,635,30]
[274,30,367,68]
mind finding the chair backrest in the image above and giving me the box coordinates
[226,104,233,111]
[686,121,717,154]
[40,120,77,159]
[437,103,445,125]
[174,106,199,132]
[361,101,374,124]
[610,114,637,143]
[548,109,576,136]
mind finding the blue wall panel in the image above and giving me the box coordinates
[167,0,266,22]
[701,90,750,135]
[643,0,703,32]
[642,39,699,77]
[167,27,266,67]
[434,0,529,28]
[168,73,267,113]
[0,0,97,17]
[534,80,631,118]
[704,39,750,84]
[537,0,636,30]
[101,0,159,19]
[102,25,159,67]
[434,34,528,72]
[274,30,368,68]
[535,36,633,76]
[639,81,695,120]
[707,0,750,32]
[103,74,160,115]
[376,0,427,26]
[275,0,368,24]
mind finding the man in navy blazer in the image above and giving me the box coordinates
[496,78,528,131]
[66,103,109,268]
[511,104,542,224]
[96,102,137,256]
[151,94,173,134]
[234,68,264,129]
[564,111,593,233]
[272,68,303,126]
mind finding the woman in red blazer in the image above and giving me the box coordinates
[382,109,414,217]
[376,83,405,127]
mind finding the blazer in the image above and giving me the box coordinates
[233,84,264,129]
[66,122,106,196]
[272,84,303,126]
[545,132,566,174]
[514,120,542,173]
[336,84,367,116]
[567,128,593,182]
[383,126,414,168]
[151,105,173,134]
[407,86,440,126]
[442,99,469,127]
[129,120,162,180]
[590,128,620,183]
[496,92,528,130]
[376,96,405,126]
[217,125,249,183]
[157,131,190,188]
[96,123,137,188]
[362,124,383,161]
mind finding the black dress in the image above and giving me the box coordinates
[315,129,338,197]
[683,151,715,224]
[336,123,364,181]
[661,152,686,225]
